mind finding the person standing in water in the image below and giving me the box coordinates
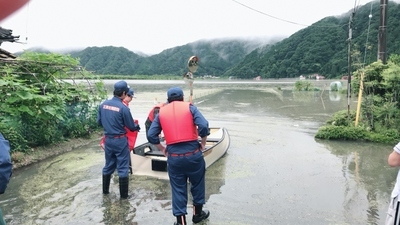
[97,81,140,199]
[147,87,210,225]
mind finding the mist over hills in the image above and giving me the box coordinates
[68,37,278,77]
[225,1,400,79]
[10,1,400,79]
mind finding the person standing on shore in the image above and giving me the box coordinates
[386,142,400,225]
[147,87,210,225]
[97,81,140,199]
[0,133,13,225]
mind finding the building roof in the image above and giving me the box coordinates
[0,48,16,59]
[0,26,20,59]
[0,26,20,45]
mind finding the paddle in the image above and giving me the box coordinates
[183,56,199,103]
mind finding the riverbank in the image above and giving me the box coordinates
[12,131,102,170]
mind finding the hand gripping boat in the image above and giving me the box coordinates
[130,127,230,179]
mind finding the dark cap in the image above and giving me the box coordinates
[127,88,134,97]
[167,87,184,99]
[114,80,130,93]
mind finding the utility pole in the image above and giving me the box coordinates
[347,10,355,115]
[378,0,388,64]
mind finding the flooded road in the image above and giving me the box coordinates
[1,80,396,224]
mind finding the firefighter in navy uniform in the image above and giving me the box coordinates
[147,87,210,225]
[0,133,13,225]
[97,80,140,199]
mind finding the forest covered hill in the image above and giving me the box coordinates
[66,1,400,79]
[225,1,400,79]
[69,38,273,77]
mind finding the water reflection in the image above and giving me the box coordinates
[319,140,394,225]
[329,91,342,101]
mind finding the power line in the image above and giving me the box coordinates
[363,2,374,68]
[346,0,358,114]
[231,0,308,27]
[231,0,343,28]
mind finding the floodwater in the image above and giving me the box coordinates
[1,79,397,225]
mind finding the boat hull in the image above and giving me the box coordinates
[130,127,230,180]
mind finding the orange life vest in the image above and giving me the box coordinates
[158,101,198,145]
[147,103,167,122]
[100,120,138,151]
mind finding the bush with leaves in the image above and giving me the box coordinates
[0,52,107,153]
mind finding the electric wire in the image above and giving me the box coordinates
[25,1,30,44]
[232,0,346,28]
[232,0,377,72]
[363,2,374,69]
[231,0,308,27]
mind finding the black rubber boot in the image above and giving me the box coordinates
[192,204,210,223]
[102,174,111,194]
[119,176,129,199]
[174,215,186,225]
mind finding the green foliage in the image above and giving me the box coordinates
[315,125,398,143]
[17,3,400,80]
[326,110,357,126]
[293,81,314,91]
[366,128,399,143]
[19,3,400,80]
[225,2,400,79]
[70,40,267,77]
[317,55,400,143]
[0,52,107,152]
[315,125,367,141]
[0,119,29,153]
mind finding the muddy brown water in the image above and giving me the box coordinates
[0,79,396,225]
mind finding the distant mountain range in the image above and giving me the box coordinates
[15,1,400,79]
[66,37,278,77]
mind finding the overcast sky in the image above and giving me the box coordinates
[0,0,393,55]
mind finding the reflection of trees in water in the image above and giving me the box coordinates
[291,90,321,103]
[319,140,394,225]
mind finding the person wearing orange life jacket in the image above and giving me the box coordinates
[145,102,167,137]
[147,87,210,225]
[100,88,138,151]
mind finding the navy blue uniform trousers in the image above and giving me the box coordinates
[167,150,206,216]
[103,136,130,178]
